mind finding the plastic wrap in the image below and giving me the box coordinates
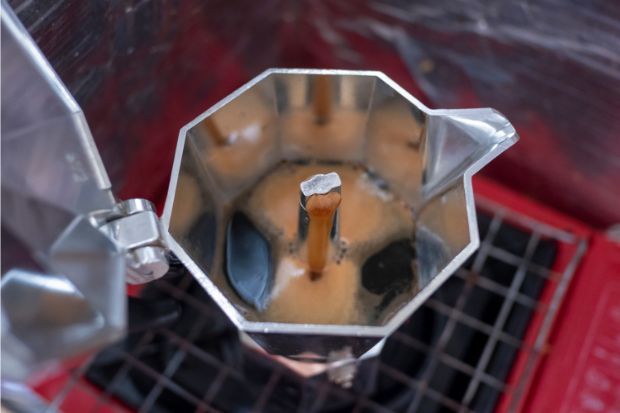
[9,0,620,227]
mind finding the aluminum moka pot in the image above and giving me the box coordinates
[2,1,518,390]
[162,69,518,382]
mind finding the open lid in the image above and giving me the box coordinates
[1,2,125,382]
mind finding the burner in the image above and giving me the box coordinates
[85,212,557,412]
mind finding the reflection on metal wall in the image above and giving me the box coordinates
[8,0,620,227]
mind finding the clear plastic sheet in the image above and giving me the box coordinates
[9,0,620,228]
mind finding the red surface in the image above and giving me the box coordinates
[478,176,620,413]
[35,369,132,413]
[522,235,620,413]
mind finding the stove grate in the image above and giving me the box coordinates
[45,197,587,413]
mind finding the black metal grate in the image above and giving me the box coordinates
[46,198,587,413]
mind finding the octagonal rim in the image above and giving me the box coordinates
[161,68,518,338]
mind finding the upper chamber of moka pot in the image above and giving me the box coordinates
[162,69,518,362]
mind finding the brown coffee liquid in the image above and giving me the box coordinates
[226,161,417,325]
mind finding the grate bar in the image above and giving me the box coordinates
[459,232,541,410]
[137,349,187,413]
[199,369,228,408]
[425,298,526,350]
[251,371,281,413]
[44,358,94,412]
[392,329,509,393]
[303,381,330,413]
[453,268,544,311]
[474,197,576,243]
[506,239,588,412]
[406,211,505,413]
[118,351,221,413]
[486,246,559,281]
[158,328,243,380]
[379,363,472,412]
[137,319,207,413]
[92,331,156,412]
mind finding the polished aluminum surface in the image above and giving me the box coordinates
[163,69,518,360]
[97,199,170,284]
[1,4,114,216]
[1,1,126,381]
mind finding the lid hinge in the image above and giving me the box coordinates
[91,199,169,284]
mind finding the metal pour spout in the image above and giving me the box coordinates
[298,172,342,278]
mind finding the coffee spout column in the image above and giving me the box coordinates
[298,172,342,279]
